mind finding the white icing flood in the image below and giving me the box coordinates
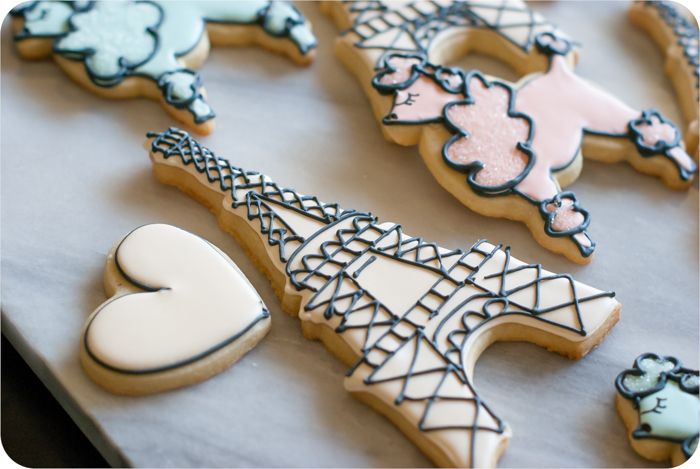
[86,224,266,372]
[149,124,621,467]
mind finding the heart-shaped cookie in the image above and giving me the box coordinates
[80,224,270,395]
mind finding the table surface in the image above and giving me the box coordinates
[2,2,698,467]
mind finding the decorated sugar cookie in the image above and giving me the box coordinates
[321,0,697,264]
[615,353,699,466]
[11,1,317,134]
[81,224,270,395]
[629,1,700,158]
[146,127,621,467]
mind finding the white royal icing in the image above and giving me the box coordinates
[85,224,267,372]
[148,128,621,467]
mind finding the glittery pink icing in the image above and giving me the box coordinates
[545,200,584,232]
[514,55,640,200]
[444,78,530,187]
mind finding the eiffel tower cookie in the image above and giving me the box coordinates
[321,0,696,264]
[146,127,621,467]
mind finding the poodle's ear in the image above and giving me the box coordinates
[616,354,679,399]
[372,53,426,93]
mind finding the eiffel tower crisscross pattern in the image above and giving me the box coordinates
[341,0,564,58]
[148,127,619,468]
[148,128,357,261]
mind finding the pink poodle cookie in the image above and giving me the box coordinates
[81,223,270,395]
[321,0,697,264]
[146,127,621,467]
[11,1,317,134]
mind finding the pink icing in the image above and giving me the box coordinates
[635,116,695,172]
[378,56,422,86]
[636,115,678,146]
[444,78,530,187]
[514,55,639,200]
[668,146,695,172]
[387,75,460,123]
[545,199,584,232]
[379,53,693,245]
[574,232,592,247]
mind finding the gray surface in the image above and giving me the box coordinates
[1,2,698,467]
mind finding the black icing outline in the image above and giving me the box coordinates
[683,434,699,460]
[83,224,270,375]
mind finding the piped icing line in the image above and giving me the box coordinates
[11,1,317,131]
[615,353,699,464]
[83,223,270,375]
[146,127,621,468]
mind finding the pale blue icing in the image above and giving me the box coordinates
[14,0,316,123]
[55,2,161,79]
[638,381,699,441]
[17,1,73,36]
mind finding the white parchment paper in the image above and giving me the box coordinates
[1,2,698,467]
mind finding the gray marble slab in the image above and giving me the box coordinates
[1,1,698,467]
